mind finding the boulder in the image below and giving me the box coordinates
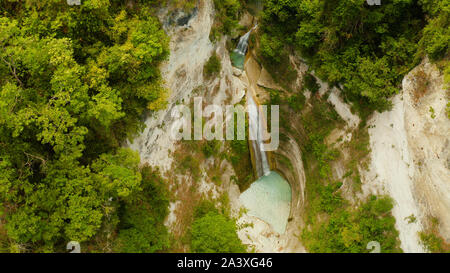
[232,67,243,77]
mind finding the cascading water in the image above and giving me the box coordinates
[231,25,257,70]
[234,22,292,235]
[241,90,292,235]
[247,93,271,177]
[235,25,256,55]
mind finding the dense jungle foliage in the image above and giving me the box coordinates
[0,0,171,252]
[259,0,449,114]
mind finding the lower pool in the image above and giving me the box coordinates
[239,171,292,234]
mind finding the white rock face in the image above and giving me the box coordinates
[365,94,426,253]
[402,60,450,243]
[128,0,215,171]
[362,58,450,252]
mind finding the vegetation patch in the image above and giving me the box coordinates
[259,0,449,115]
[203,54,222,79]
[268,86,401,252]
[226,103,254,192]
[190,199,246,253]
[0,1,171,252]
[114,166,171,253]
[419,216,450,253]
[212,0,242,36]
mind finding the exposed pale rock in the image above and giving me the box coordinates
[327,87,360,129]
[362,57,450,251]
[257,67,284,91]
[233,67,242,77]
[67,0,80,5]
[245,56,261,84]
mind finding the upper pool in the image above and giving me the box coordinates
[231,50,245,70]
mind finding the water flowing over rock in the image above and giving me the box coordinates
[247,93,271,177]
[233,54,303,252]
[231,25,257,70]
[234,26,256,56]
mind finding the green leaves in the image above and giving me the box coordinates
[345,56,398,109]
[260,33,284,63]
[213,0,241,35]
[131,17,168,65]
[92,148,142,199]
[191,211,245,253]
[88,85,125,128]
[420,14,450,60]
[115,166,170,253]
[295,21,323,50]
[260,0,436,112]
[302,195,401,253]
[203,54,222,78]
[0,157,15,200]
[0,83,20,125]
[0,1,170,252]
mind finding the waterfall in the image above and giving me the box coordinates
[242,92,293,236]
[234,25,257,56]
[248,93,271,177]
[231,25,257,70]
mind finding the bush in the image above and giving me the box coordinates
[303,73,320,94]
[203,54,221,78]
[302,195,401,253]
[259,0,443,113]
[191,211,245,253]
[287,93,306,111]
[202,140,221,158]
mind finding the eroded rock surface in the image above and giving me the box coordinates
[362,58,449,252]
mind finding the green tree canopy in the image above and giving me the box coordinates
[191,211,246,253]
[259,0,448,112]
[0,0,169,252]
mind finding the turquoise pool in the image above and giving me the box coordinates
[240,171,292,234]
[231,51,245,70]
